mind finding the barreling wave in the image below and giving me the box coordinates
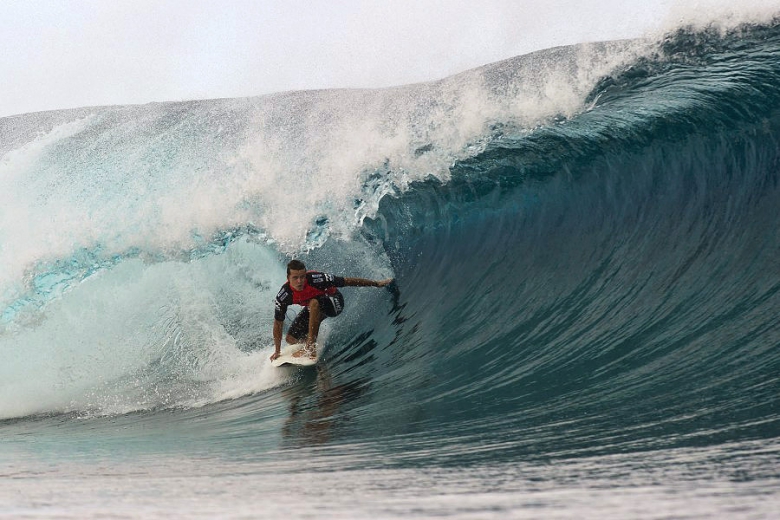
[0,33,644,420]
[348,21,780,460]
[1,19,779,464]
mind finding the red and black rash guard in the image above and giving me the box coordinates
[274,271,346,321]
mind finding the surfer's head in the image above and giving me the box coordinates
[287,259,307,291]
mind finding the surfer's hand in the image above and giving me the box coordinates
[376,279,393,288]
[270,351,280,362]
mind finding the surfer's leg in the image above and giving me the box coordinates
[306,299,324,351]
[304,294,343,354]
[287,308,310,344]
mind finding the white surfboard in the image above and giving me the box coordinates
[271,343,319,367]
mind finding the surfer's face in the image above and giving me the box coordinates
[288,269,307,291]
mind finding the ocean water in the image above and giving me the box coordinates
[2,17,780,520]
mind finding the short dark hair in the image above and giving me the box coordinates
[287,259,306,276]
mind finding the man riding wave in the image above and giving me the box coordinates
[271,259,393,361]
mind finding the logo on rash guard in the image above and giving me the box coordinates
[276,288,290,302]
[310,272,334,285]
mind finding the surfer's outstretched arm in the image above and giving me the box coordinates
[343,277,393,288]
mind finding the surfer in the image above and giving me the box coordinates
[270,260,393,361]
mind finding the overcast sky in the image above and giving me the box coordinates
[0,0,776,118]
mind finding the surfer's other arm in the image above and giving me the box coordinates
[271,319,284,361]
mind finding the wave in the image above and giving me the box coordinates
[0,35,645,419]
[353,21,780,456]
[1,20,779,459]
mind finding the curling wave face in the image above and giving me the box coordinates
[1,22,779,471]
[0,37,644,420]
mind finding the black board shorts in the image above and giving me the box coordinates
[287,291,345,340]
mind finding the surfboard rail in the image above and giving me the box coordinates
[271,343,319,367]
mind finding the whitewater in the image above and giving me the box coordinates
[2,14,780,520]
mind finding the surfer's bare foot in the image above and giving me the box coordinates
[303,344,317,358]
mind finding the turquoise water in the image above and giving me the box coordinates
[2,20,780,519]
